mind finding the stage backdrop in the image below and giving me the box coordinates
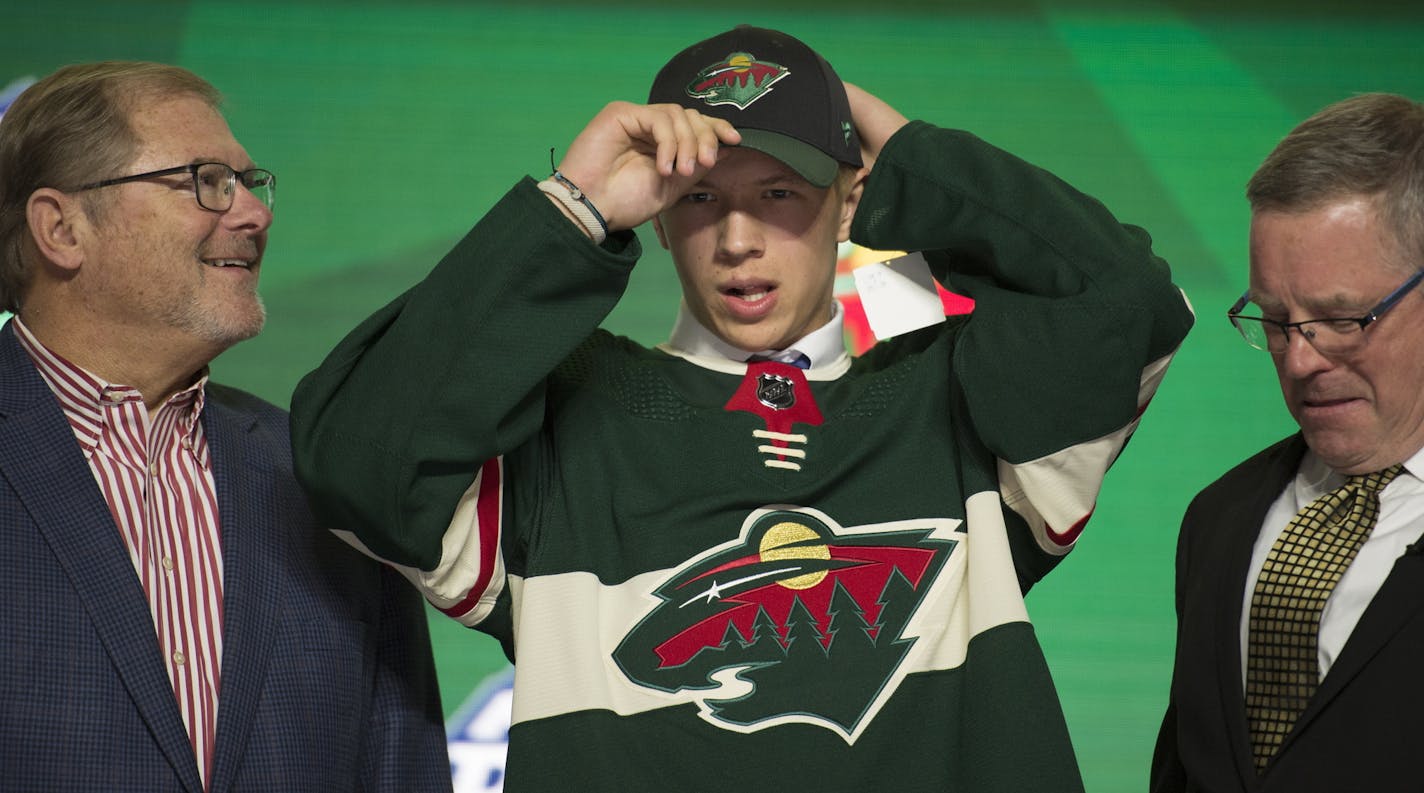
[5,1,1423,790]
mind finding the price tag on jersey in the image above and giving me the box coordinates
[851,251,945,341]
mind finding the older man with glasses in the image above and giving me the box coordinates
[1154,92,1424,793]
[0,61,451,791]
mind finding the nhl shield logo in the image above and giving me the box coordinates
[611,506,960,743]
[755,372,796,410]
[685,51,788,110]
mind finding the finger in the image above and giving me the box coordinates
[665,106,703,176]
[625,105,676,178]
[685,110,740,172]
[635,104,700,177]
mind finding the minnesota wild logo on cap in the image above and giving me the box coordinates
[685,51,788,110]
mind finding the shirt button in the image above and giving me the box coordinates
[161,557,175,571]
[172,651,187,666]
[148,462,159,476]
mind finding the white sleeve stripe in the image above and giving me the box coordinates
[433,456,506,625]
[1000,347,1179,554]
[329,458,507,628]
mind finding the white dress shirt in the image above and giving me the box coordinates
[1240,446,1424,685]
[664,299,850,369]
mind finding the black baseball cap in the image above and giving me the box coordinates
[647,25,862,188]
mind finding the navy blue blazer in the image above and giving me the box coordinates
[1153,434,1424,792]
[0,323,451,792]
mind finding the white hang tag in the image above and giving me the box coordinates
[851,251,946,341]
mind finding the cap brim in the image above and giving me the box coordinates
[735,129,841,188]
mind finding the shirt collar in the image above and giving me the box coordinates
[13,316,209,455]
[1298,444,1424,496]
[665,299,849,369]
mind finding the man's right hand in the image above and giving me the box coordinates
[551,102,741,234]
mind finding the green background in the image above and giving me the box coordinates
[5,1,1423,788]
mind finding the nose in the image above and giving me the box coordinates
[1277,326,1333,379]
[222,181,274,233]
[716,209,764,263]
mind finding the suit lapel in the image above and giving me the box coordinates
[0,326,204,792]
[1211,518,1259,788]
[1284,533,1424,750]
[205,393,285,793]
[1235,437,1424,771]
[1211,436,1307,788]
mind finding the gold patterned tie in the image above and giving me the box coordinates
[1244,464,1403,771]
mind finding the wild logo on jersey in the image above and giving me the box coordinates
[612,506,959,743]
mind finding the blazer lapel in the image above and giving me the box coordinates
[205,394,285,793]
[0,326,204,792]
[1284,534,1424,749]
[1211,435,1308,788]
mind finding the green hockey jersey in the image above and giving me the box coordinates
[292,121,1194,792]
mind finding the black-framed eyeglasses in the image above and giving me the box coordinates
[76,162,275,212]
[1227,269,1424,355]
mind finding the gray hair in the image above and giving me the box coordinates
[0,61,220,313]
[1247,92,1424,270]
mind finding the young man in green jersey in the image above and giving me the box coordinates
[293,25,1194,792]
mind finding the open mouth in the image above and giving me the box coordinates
[202,258,253,269]
[722,284,774,303]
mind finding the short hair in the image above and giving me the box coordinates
[0,61,220,313]
[1247,92,1424,270]
[833,163,861,195]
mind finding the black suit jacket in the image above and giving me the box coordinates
[0,323,451,792]
[1152,434,1424,792]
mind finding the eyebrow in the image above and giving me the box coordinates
[184,156,260,170]
[694,169,807,192]
[1250,291,1371,315]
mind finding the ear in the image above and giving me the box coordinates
[651,214,670,251]
[26,188,88,272]
[835,168,868,243]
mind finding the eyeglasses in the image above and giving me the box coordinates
[1227,269,1424,355]
[76,162,276,212]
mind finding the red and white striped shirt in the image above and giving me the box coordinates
[16,319,224,789]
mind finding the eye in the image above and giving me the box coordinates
[681,191,714,204]
[198,169,226,189]
[765,188,794,200]
[1319,318,1363,334]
